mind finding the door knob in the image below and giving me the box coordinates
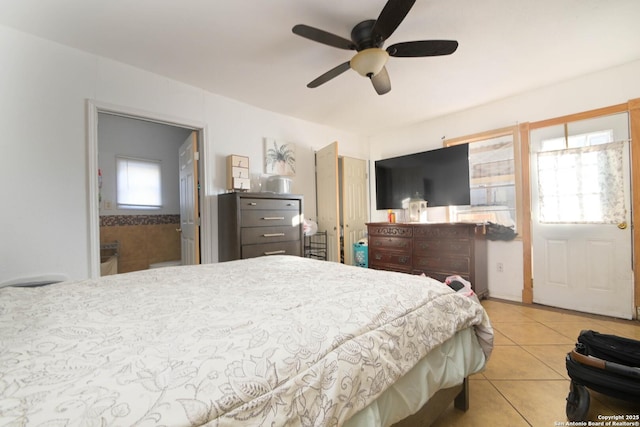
[176,228,182,232]
[618,222,627,230]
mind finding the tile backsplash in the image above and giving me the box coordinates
[100,215,181,274]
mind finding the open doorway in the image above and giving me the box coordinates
[87,101,207,278]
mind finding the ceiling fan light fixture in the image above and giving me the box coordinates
[350,48,389,78]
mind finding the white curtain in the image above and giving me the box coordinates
[537,141,625,224]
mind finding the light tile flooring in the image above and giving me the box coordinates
[432,299,640,427]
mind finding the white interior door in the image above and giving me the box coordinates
[179,131,200,265]
[316,142,340,262]
[341,156,368,265]
[530,113,633,319]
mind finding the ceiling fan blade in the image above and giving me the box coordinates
[292,24,356,50]
[372,0,416,41]
[307,61,351,88]
[371,66,391,95]
[387,40,459,57]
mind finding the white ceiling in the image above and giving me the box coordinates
[2,0,640,135]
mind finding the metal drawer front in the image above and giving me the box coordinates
[240,198,300,211]
[241,241,302,259]
[241,226,300,244]
[241,210,299,227]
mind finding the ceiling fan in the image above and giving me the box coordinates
[292,0,458,95]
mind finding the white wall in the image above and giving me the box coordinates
[367,59,640,301]
[3,21,639,293]
[0,25,366,285]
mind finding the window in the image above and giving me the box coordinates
[445,128,519,231]
[535,131,625,224]
[468,135,515,217]
[116,156,162,209]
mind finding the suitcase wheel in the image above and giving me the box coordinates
[566,381,590,421]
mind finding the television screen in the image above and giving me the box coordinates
[375,144,471,209]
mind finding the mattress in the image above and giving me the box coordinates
[0,255,492,426]
[346,327,485,427]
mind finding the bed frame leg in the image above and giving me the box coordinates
[454,377,469,412]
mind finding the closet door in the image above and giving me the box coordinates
[316,142,340,262]
[342,156,368,265]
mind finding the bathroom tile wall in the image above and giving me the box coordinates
[100,215,181,274]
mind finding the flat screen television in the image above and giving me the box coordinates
[375,144,471,209]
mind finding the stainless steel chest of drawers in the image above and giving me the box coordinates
[218,192,304,261]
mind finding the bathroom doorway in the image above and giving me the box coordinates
[87,101,207,278]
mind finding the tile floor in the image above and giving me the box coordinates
[431,299,640,427]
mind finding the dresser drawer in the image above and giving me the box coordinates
[413,238,471,256]
[241,210,300,227]
[369,235,412,253]
[413,255,471,274]
[242,240,302,259]
[241,226,300,245]
[367,224,413,238]
[369,249,412,273]
[413,225,474,240]
[366,222,487,299]
[239,198,300,211]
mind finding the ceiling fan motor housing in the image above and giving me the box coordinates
[351,20,384,50]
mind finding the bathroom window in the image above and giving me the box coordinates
[116,156,162,209]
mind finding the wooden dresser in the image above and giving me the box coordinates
[367,222,488,298]
[218,192,304,261]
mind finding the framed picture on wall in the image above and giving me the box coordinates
[264,138,296,176]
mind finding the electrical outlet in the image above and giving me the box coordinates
[104,200,113,210]
[496,262,504,273]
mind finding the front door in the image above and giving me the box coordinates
[530,113,633,319]
[179,131,200,265]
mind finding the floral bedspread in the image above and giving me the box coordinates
[0,256,491,426]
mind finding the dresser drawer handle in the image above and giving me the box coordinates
[248,202,257,206]
[263,233,285,237]
[264,250,286,255]
[262,216,285,220]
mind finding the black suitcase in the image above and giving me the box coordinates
[565,330,640,421]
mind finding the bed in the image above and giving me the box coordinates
[0,255,492,426]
